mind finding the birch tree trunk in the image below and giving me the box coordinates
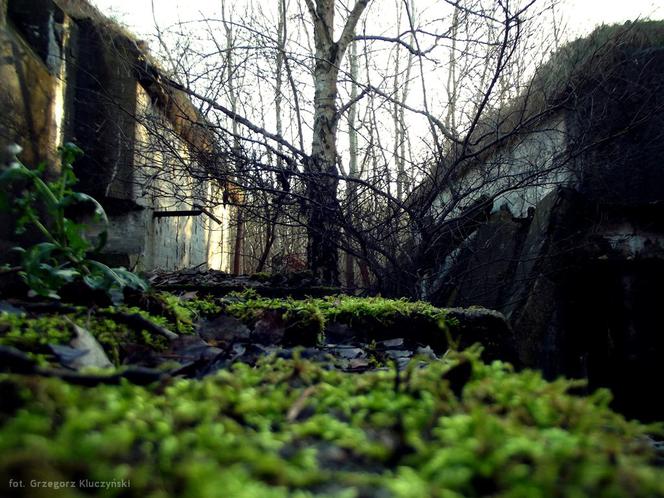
[345,39,359,288]
[393,0,415,201]
[445,6,460,132]
[304,0,370,284]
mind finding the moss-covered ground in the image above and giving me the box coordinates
[0,348,662,497]
[0,305,175,367]
[0,293,662,497]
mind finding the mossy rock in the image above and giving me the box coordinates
[446,307,520,365]
[224,295,492,353]
[0,313,73,362]
[0,348,662,497]
[0,306,174,367]
[225,297,326,347]
[317,296,448,347]
[250,272,271,282]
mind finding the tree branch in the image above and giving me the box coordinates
[160,75,307,158]
[337,0,371,60]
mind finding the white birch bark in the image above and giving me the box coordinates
[303,0,370,283]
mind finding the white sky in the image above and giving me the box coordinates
[90,0,664,41]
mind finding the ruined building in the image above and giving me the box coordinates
[0,0,236,271]
[420,22,664,420]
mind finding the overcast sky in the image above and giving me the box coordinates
[90,0,664,41]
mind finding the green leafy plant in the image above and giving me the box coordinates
[0,143,147,303]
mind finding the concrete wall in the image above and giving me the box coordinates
[431,114,572,220]
[128,85,231,270]
[0,0,233,271]
[421,31,664,420]
[0,0,69,255]
[0,0,68,168]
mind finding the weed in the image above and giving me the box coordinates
[0,144,147,303]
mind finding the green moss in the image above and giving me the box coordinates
[182,295,223,317]
[224,295,449,347]
[0,309,171,367]
[0,313,73,365]
[317,296,448,340]
[158,293,195,332]
[127,291,222,334]
[225,297,325,346]
[283,301,326,346]
[0,348,661,497]
[133,292,197,334]
[116,306,172,331]
[91,308,170,364]
[226,288,260,301]
[250,272,272,282]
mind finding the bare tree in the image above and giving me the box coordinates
[302,0,370,284]
[127,0,579,293]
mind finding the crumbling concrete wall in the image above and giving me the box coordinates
[0,0,69,168]
[421,25,664,420]
[0,0,70,253]
[127,85,230,270]
[431,114,571,220]
[0,0,234,272]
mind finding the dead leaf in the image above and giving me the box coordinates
[52,322,113,370]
